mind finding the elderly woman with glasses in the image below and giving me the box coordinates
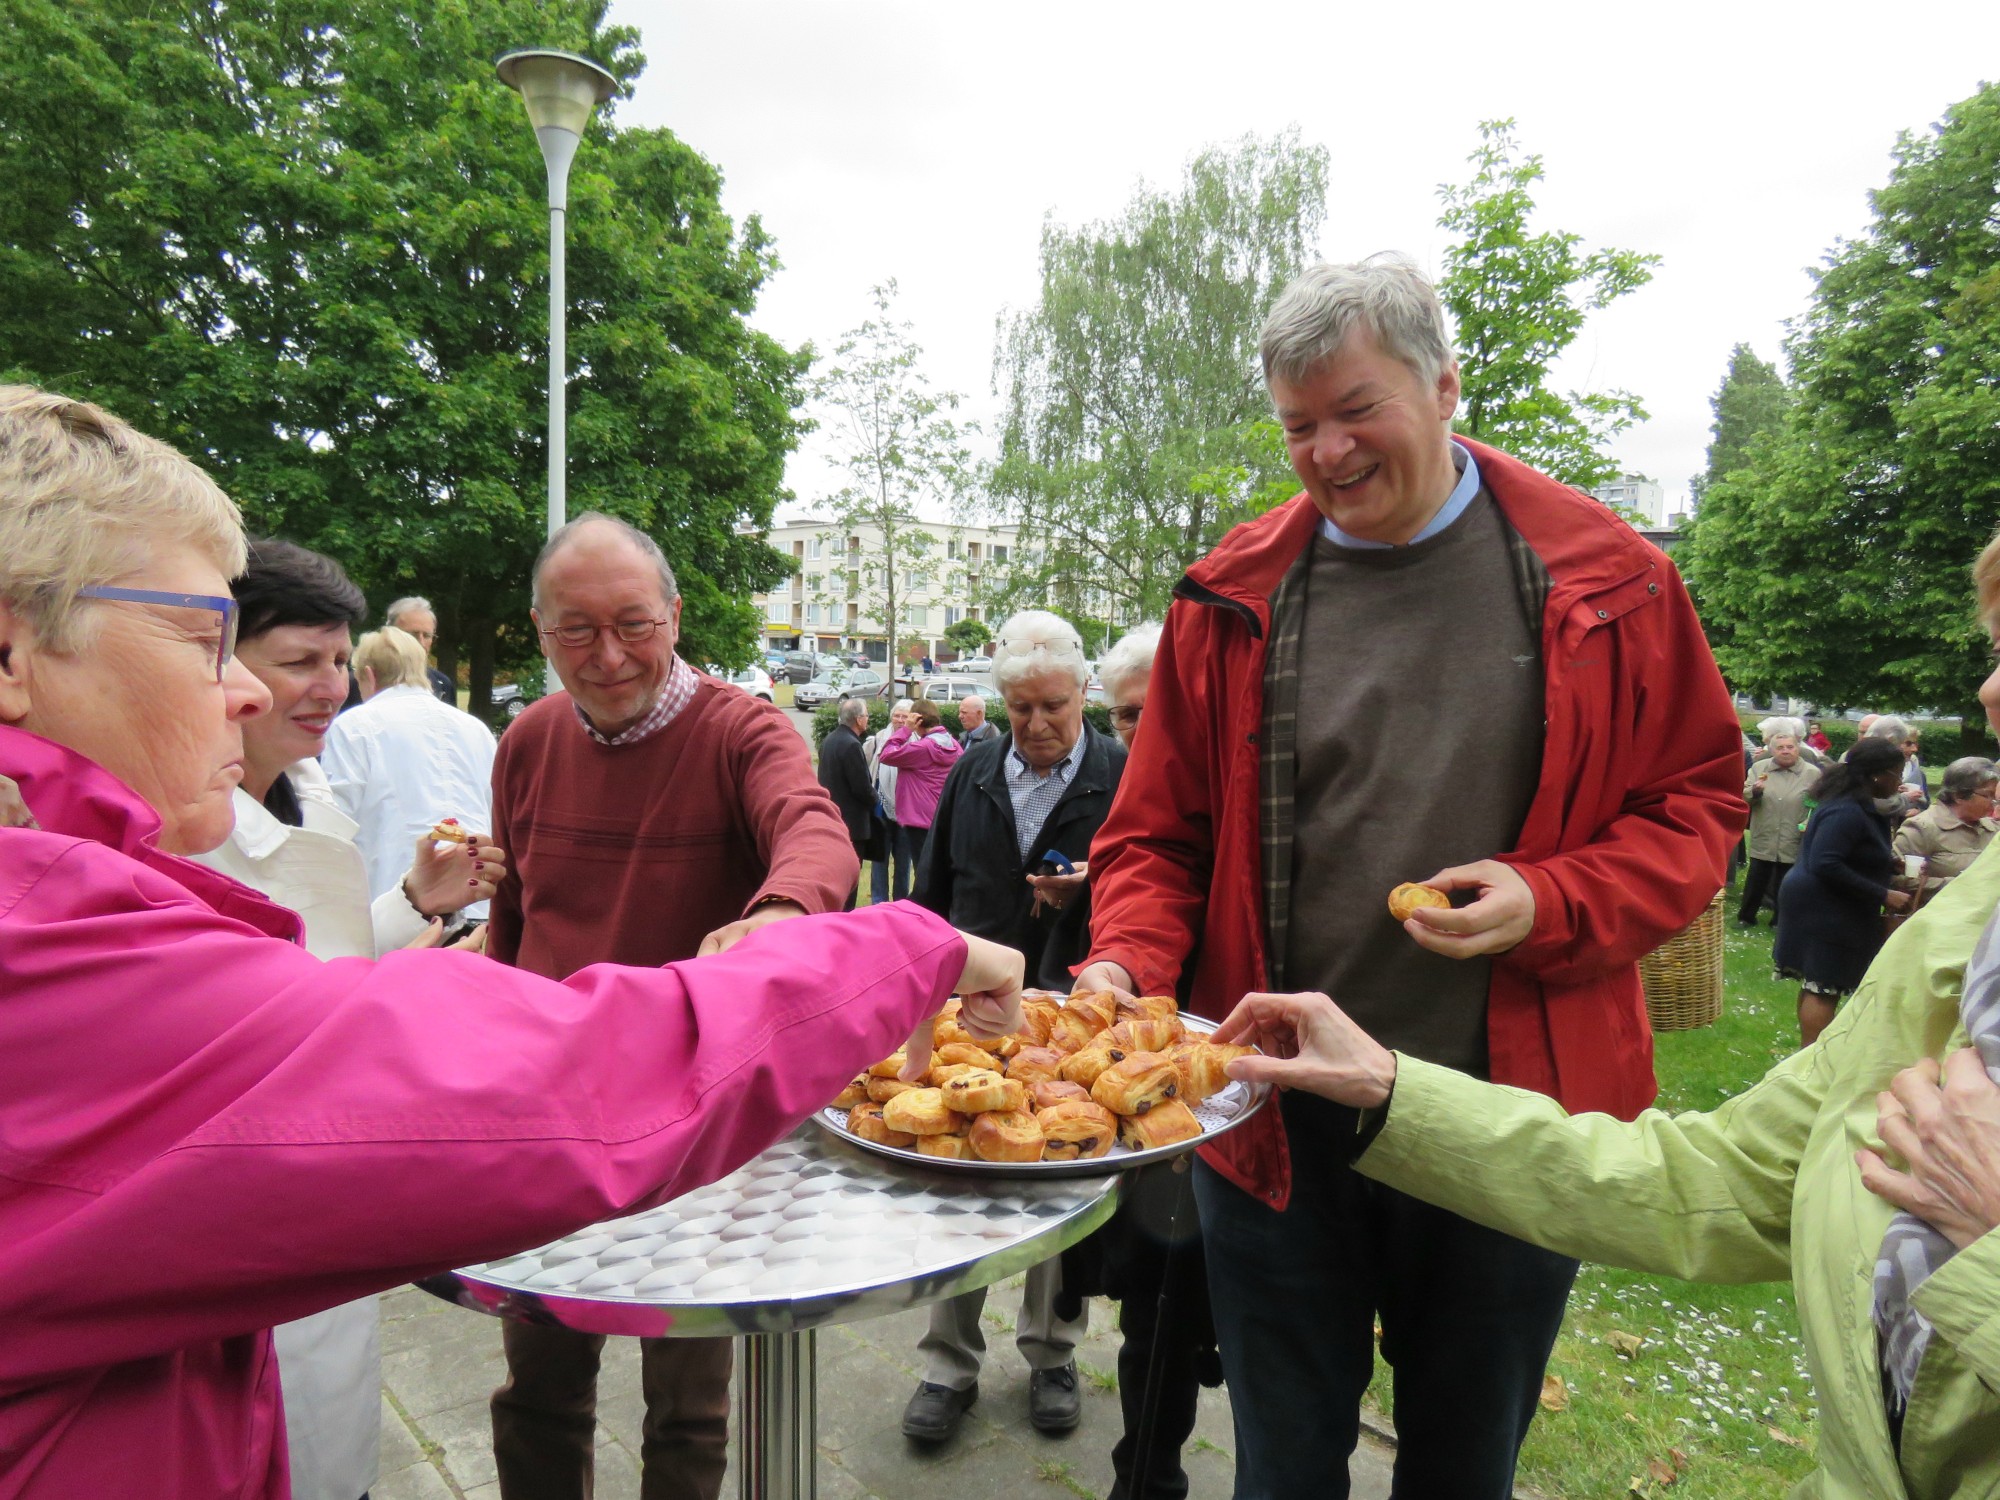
[1894,755,2000,898]
[0,386,1025,1498]
[1096,623,1162,751]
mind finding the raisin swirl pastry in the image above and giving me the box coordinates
[882,1087,957,1136]
[968,1108,1045,1163]
[1115,1099,1202,1150]
[1037,1100,1118,1161]
[1090,1052,1181,1115]
[941,1068,1027,1115]
[847,1102,916,1148]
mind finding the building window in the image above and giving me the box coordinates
[947,537,961,559]
[806,603,820,625]
[909,605,928,630]
[807,537,823,560]
[806,573,821,591]
[945,605,960,626]
[991,544,1009,564]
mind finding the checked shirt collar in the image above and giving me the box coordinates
[573,654,698,747]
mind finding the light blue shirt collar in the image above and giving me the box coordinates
[1007,729,1087,785]
[1318,441,1480,550]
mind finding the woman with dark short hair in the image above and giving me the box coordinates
[1774,735,1913,1043]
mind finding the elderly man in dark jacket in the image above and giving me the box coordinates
[901,609,1126,1445]
[817,696,878,909]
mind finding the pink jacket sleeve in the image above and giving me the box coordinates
[0,837,962,1390]
[877,725,963,771]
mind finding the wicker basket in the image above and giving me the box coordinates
[1640,891,1725,1031]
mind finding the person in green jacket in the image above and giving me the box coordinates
[1212,538,2000,1499]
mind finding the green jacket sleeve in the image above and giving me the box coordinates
[1355,1045,1834,1285]
[1911,1225,2000,1393]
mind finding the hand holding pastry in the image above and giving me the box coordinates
[405,828,507,918]
[950,930,1025,1040]
[1399,859,1535,959]
[1213,991,1397,1109]
[0,773,38,829]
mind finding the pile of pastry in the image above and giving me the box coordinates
[833,989,1252,1164]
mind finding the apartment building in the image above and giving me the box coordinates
[747,515,1022,662]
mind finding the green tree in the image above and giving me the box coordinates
[942,617,992,655]
[990,131,1328,622]
[809,282,975,674]
[1681,84,2000,752]
[1438,120,1659,489]
[1694,344,1791,501]
[0,0,803,717]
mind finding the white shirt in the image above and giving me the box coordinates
[187,757,410,1500]
[321,684,497,906]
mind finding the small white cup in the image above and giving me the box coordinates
[1904,855,1925,879]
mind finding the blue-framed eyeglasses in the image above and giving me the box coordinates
[76,585,241,683]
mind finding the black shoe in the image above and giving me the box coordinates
[1029,1362,1081,1434]
[902,1380,977,1441]
[1736,916,1759,928]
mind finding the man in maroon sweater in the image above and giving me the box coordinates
[486,513,858,1500]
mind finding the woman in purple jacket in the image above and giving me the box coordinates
[0,384,1023,1499]
[878,696,964,880]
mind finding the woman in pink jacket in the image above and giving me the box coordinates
[877,697,964,879]
[0,385,1022,1499]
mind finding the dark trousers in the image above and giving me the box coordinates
[491,1323,731,1500]
[870,815,908,904]
[1104,1164,1214,1500]
[1738,857,1791,924]
[1193,1093,1577,1500]
[892,820,928,896]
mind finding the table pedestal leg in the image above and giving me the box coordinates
[738,1328,816,1500]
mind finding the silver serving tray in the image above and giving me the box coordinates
[814,1014,1270,1179]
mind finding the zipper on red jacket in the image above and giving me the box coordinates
[1172,576,1265,639]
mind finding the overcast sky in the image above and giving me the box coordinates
[602,0,1998,522]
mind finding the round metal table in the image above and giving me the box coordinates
[418,1123,1122,1500]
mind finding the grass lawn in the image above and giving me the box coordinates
[1370,908,1822,1498]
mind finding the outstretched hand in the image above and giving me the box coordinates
[1401,860,1536,959]
[1213,991,1398,1109]
[902,931,1025,1081]
[1857,1050,2000,1250]
[0,773,36,830]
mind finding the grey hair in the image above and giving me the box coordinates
[889,697,915,715]
[1867,715,1913,742]
[1260,254,1454,389]
[957,693,986,716]
[385,595,433,624]
[1098,622,1162,703]
[992,609,1088,693]
[532,512,679,613]
[0,385,245,654]
[1757,715,1806,743]
[837,696,869,728]
[1939,756,1998,805]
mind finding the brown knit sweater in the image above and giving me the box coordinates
[488,677,859,979]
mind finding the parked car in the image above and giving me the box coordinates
[721,666,775,702]
[874,675,1000,708]
[952,655,992,673]
[488,683,529,721]
[764,650,788,674]
[781,650,822,684]
[795,667,884,709]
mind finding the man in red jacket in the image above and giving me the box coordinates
[1076,256,1744,1499]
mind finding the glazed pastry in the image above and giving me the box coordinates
[1006,1046,1066,1088]
[1387,881,1451,922]
[1116,1098,1203,1151]
[866,1075,922,1104]
[941,1068,1028,1115]
[1049,1004,1113,1055]
[1030,1080,1092,1109]
[1090,1052,1181,1115]
[1116,993,1180,1025]
[847,1102,917,1148]
[1037,1100,1118,1160]
[1058,1040,1125,1089]
[933,1013,983,1050]
[1018,999,1062,1046]
[428,820,472,844]
[883,1087,957,1136]
[928,1062,986,1089]
[916,1132,974,1159]
[1105,1016,1182,1053]
[1171,1041,1256,1102]
[934,1042,1001,1071]
[831,1073,870,1109]
[866,1053,909,1080]
[969,1108,1046,1163]
[1067,989,1119,1031]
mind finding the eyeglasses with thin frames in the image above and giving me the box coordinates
[1109,704,1143,729]
[76,585,240,683]
[538,618,673,650]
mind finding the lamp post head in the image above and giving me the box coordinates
[496,49,618,208]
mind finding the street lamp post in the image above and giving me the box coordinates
[496,48,617,544]
[496,49,616,694]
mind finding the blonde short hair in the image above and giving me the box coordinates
[0,385,244,653]
[1977,530,2000,635]
[353,626,429,690]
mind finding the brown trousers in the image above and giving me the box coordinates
[491,1323,732,1500]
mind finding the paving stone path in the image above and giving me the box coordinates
[371,1277,1404,1500]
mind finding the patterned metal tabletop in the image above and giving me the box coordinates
[418,1124,1122,1338]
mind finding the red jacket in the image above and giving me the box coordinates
[1084,440,1746,1209]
